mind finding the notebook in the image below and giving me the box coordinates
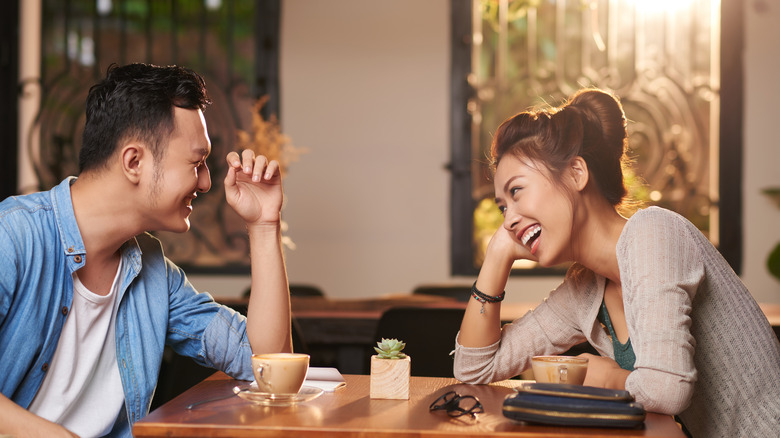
[303,367,346,392]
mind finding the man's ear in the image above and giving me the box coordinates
[120,143,146,184]
[569,156,589,192]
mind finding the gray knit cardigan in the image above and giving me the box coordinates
[453,207,780,437]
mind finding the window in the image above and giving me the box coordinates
[450,0,742,275]
[28,0,280,273]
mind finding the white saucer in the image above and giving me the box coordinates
[236,386,324,406]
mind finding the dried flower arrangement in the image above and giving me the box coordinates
[235,96,305,250]
[235,95,305,178]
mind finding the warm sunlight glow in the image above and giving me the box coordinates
[627,0,696,15]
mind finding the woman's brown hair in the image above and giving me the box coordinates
[490,88,629,206]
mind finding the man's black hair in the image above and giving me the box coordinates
[78,63,212,173]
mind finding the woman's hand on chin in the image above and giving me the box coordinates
[486,227,536,265]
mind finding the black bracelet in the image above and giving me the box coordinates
[471,281,505,314]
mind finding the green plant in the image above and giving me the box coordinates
[374,338,407,359]
[762,187,780,282]
[768,244,780,282]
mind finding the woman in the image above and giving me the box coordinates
[453,88,780,437]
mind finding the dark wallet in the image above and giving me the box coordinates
[502,382,646,429]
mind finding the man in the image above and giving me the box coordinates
[0,63,292,437]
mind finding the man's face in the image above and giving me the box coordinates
[143,107,212,233]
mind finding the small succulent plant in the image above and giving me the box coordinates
[374,338,407,359]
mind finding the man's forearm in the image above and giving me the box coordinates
[0,394,77,437]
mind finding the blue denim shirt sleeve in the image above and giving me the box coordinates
[140,234,254,381]
[116,234,255,429]
[164,267,255,380]
[0,203,18,329]
[0,189,78,406]
[0,203,23,395]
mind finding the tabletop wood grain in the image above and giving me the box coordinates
[133,372,686,438]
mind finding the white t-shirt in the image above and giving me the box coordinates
[28,259,126,437]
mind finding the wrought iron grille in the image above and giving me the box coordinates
[33,0,279,273]
[452,0,727,274]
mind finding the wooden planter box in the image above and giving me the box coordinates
[369,355,411,399]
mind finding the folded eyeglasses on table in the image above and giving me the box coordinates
[429,390,484,418]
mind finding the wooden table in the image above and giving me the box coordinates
[216,295,780,374]
[289,295,780,319]
[133,372,686,438]
[287,295,535,347]
[286,296,780,344]
[216,295,780,343]
[288,297,780,372]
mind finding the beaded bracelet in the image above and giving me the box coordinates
[471,281,505,314]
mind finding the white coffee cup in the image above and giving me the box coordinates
[531,355,589,385]
[251,353,310,395]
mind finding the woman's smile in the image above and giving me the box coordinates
[519,223,542,254]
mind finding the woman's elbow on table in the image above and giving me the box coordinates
[454,368,495,385]
[453,353,501,384]
[452,334,508,384]
[628,375,694,415]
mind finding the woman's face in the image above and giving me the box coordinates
[493,154,576,267]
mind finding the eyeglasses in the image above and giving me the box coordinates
[429,391,484,418]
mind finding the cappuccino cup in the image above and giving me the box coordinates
[531,355,588,385]
[251,353,310,395]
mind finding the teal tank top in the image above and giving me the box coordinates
[597,299,636,371]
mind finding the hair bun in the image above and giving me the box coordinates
[568,89,627,159]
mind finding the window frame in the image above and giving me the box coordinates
[449,0,743,276]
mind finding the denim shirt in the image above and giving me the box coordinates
[0,177,254,437]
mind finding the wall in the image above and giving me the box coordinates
[279,0,460,298]
[192,0,780,304]
[741,0,780,303]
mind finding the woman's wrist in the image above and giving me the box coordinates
[484,242,519,273]
[478,251,513,293]
[471,281,505,314]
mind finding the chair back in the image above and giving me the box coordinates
[290,284,325,297]
[412,284,472,302]
[244,284,326,298]
[374,306,465,377]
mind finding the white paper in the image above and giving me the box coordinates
[303,367,346,392]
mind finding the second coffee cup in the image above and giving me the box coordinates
[531,355,588,385]
[251,353,310,395]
